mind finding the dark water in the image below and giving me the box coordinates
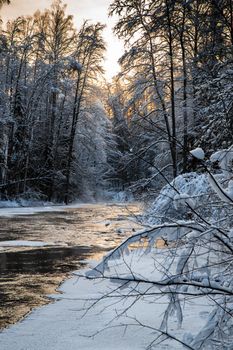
[0,203,142,329]
[0,246,100,274]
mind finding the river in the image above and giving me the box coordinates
[0,203,142,329]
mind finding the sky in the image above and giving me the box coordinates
[1,0,124,80]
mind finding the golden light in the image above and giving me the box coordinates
[1,0,124,81]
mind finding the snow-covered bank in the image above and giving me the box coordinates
[0,194,135,217]
[0,202,128,217]
[0,205,60,217]
[0,254,211,350]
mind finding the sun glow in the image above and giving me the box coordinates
[1,0,123,81]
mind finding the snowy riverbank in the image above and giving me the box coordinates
[0,252,211,350]
[0,191,133,217]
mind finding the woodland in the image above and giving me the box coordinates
[0,0,231,204]
[0,0,233,349]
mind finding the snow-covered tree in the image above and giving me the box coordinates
[0,1,111,202]
[86,146,233,349]
[64,21,106,203]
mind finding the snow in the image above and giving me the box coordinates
[190,147,205,160]
[173,193,196,210]
[0,253,212,350]
[206,146,233,203]
[0,205,64,217]
[208,173,233,203]
[0,240,56,247]
[210,146,233,177]
[0,149,232,348]
[0,200,22,208]
[0,202,103,217]
[0,193,135,217]
[145,172,210,225]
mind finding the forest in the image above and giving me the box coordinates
[0,0,231,205]
[0,0,233,349]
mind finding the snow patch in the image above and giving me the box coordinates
[0,240,55,247]
[190,147,205,160]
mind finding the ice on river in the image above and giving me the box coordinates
[0,203,92,217]
[0,240,56,247]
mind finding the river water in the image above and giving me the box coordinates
[0,203,142,329]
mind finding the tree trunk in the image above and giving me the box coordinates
[166,0,177,178]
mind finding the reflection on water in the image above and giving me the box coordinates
[0,246,98,273]
[0,203,142,329]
